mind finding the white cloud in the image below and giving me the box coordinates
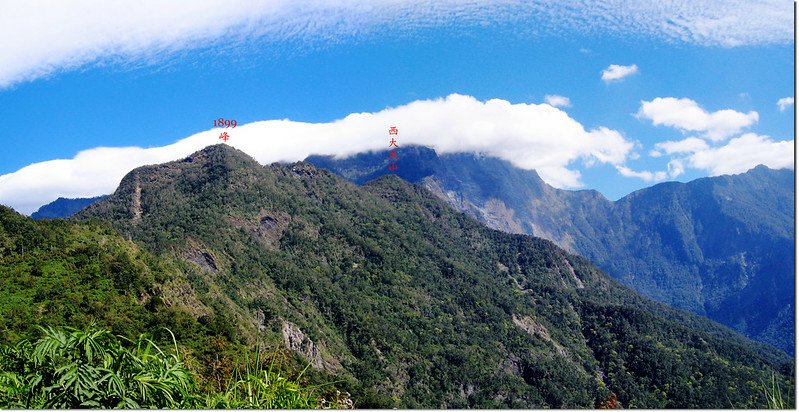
[644,123,792,179]
[615,165,667,182]
[650,137,710,157]
[630,95,792,182]
[0,94,635,214]
[637,97,758,141]
[544,95,571,108]
[601,64,639,83]
[615,157,688,182]
[687,133,794,176]
[666,159,685,178]
[777,97,794,112]
[0,1,792,88]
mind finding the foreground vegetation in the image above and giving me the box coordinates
[0,324,346,409]
[0,204,346,408]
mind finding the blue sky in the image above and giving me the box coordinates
[0,1,794,214]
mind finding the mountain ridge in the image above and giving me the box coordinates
[71,144,792,408]
[305,146,795,354]
[31,195,109,220]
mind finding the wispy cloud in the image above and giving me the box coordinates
[615,165,667,182]
[777,97,794,112]
[637,97,758,141]
[601,64,638,83]
[0,94,635,214]
[0,1,792,89]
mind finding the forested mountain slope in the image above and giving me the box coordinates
[307,146,795,354]
[65,144,795,408]
[0,206,336,402]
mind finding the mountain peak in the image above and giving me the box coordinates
[305,145,441,184]
[179,143,260,168]
[77,144,268,225]
[363,173,426,203]
[744,163,791,177]
[287,161,331,178]
[122,143,263,190]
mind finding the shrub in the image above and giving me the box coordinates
[0,324,339,409]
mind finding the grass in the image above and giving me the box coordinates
[763,371,791,409]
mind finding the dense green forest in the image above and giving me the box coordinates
[67,144,792,408]
[307,146,795,354]
[0,205,345,408]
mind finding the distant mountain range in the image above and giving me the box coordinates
[31,195,108,220]
[54,144,790,408]
[306,146,795,354]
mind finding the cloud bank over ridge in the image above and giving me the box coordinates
[0,94,635,214]
[1,94,792,215]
